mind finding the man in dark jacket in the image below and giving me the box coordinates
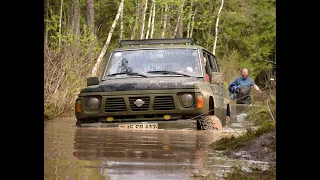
[230,68,262,114]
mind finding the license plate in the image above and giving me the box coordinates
[118,123,158,130]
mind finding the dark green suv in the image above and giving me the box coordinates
[75,38,231,130]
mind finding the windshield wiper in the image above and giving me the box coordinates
[147,70,192,77]
[106,72,148,78]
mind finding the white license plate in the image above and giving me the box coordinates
[118,123,158,130]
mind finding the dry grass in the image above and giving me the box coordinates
[44,37,102,119]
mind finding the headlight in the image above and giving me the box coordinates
[180,93,194,107]
[86,97,100,110]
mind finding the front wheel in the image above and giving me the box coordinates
[226,104,231,127]
[76,120,82,127]
[198,115,222,131]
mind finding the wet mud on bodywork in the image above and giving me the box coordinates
[82,77,202,92]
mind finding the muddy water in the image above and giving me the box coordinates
[44,117,267,180]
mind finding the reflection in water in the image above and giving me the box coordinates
[44,118,266,180]
[72,127,216,179]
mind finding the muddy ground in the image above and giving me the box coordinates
[226,129,276,163]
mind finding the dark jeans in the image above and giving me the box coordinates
[236,102,249,114]
[236,86,251,114]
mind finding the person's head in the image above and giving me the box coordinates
[241,68,249,78]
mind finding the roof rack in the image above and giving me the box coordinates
[119,38,195,47]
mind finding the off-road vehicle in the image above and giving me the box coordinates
[75,38,231,130]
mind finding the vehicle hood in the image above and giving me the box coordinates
[81,77,202,92]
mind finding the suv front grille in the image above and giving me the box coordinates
[129,97,150,111]
[153,96,175,110]
[105,98,126,112]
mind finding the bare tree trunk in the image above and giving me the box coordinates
[167,15,173,38]
[172,0,185,38]
[140,0,148,39]
[190,7,197,38]
[131,0,140,40]
[85,0,95,35]
[150,0,156,38]
[178,12,183,38]
[213,0,224,55]
[45,0,49,46]
[58,0,63,51]
[91,0,124,77]
[72,0,80,36]
[161,4,168,38]
[186,0,193,38]
[119,0,124,41]
[159,5,163,37]
[145,0,153,39]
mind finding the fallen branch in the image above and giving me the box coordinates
[266,100,275,121]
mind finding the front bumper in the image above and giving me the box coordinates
[79,119,198,130]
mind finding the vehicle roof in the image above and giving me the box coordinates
[114,44,211,52]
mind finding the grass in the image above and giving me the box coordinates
[210,120,275,151]
[225,165,276,180]
[245,97,276,126]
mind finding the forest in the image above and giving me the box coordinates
[44,0,275,119]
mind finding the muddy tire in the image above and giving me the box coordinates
[226,104,231,127]
[199,115,222,131]
[76,120,82,127]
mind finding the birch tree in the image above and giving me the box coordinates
[189,7,197,38]
[45,0,49,46]
[213,0,224,55]
[159,6,163,38]
[172,0,185,38]
[161,4,168,38]
[119,0,124,41]
[71,0,80,36]
[145,0,154,39]
[131,0,140,40]
[186,0,193,38]
[58,0,63,51]
[177,10,183,38]
[150,0,156,38]
[91,0,124,77]
[85,0,95,35]
[140,0,148,39]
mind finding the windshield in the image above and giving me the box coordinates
[103,49,202,79]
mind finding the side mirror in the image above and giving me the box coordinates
[210,72,224,84]
[86,77,99,86]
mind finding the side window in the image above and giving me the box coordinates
[202,52,212,75]
[207,53,218,72]
[212,56,220,72]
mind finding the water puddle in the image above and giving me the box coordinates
[44,116,270,180]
